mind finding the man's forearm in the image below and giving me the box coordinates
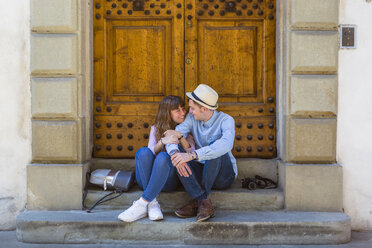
[195,140,233,161]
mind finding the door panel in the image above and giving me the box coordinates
[93,0,184,157]
[93,0,276,158]
[197,20,262,101]
[185,0,276,157]
[107,20,171,102]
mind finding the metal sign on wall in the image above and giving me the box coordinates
[93,0,277,158]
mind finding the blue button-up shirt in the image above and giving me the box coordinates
[166,110,237,178]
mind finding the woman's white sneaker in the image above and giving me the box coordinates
[118,199,148,222]
[148,199,163,221]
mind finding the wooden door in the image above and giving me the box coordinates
[93,0,276,158]
[93,0,184,157]
[185,0,277,157]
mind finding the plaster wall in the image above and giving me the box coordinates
[0,1,31,230]
[338,0,372,231]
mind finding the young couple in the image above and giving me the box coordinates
[118,84,237,222]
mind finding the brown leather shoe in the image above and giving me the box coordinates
[175,199,198,218]
[196,198,214,222]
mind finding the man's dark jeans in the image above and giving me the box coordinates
[176,152,235,199]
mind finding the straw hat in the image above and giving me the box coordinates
[186,84,219,110]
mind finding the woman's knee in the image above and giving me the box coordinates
[154,152,172,168]
[135,147,153,160]
[135,147,154,176]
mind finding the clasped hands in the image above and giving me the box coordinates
[160,130,180,145]
[162,130,193,178]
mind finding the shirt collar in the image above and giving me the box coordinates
[203,110,218,128]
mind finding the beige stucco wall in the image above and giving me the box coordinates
[338,0,372,231]
[0,0,31,230]
[27,0,92,210]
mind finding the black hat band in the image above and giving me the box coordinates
[191,92,216,108]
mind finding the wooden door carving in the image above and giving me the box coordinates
[93,0,276,158]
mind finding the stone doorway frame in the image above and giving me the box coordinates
[28,0,342,212]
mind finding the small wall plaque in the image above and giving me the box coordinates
[340,25,356,49]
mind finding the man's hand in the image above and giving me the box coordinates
[171,152,193,167]
[175,162,192,177]
[171,152,193,177]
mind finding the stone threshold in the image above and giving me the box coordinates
[16,210,350,245]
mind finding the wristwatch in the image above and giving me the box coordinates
[169,149,180,156]
[190,151,198,160]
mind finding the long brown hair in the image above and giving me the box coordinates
[154,95,185,141]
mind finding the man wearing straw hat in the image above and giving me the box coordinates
[165,84,237,222]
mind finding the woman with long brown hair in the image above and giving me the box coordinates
[118,95,194,222]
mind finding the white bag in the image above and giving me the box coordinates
[89,169,134,191]
[89,169,111,190]
[84,169,134,212]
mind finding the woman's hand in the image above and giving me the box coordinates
[161,134,178,145]
[164,130,182,139]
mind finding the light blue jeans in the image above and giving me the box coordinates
[135,147,179,202]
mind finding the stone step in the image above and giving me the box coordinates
[16,210,351,245]
[90,158,279,181]
[84,183,284,211]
